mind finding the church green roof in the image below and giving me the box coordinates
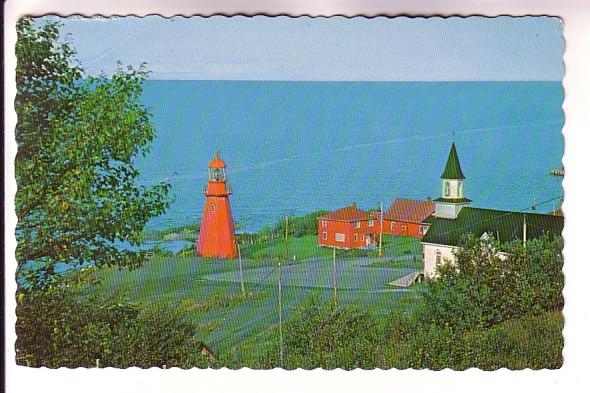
[422,207,564,247]
[441,143,465,180]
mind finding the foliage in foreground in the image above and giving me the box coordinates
[230,234,564,369]
[16,231,564,369]
[15,17,170,288]
[15,272,213,368]
[419,234,564,332]
[222,296,381,369]
[228,296,562,370]
[385,310,563,369]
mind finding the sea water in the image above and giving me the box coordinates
[136,81,564,233]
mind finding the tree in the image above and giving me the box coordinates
[419,233,564,331]
[239,296,383,369]
[15,270,214,368]
[382,233,564,370]
[15,18,170,288]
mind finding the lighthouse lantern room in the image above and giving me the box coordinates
[196,151,238,259]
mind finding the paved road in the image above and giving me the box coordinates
[203,255,420,291]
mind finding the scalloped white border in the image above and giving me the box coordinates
[4,1,590,393]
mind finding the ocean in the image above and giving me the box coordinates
[136,81,564,233]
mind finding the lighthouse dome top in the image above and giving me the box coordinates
[208,151,226,168]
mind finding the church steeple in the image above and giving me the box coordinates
[434,143,471,219]
[441,142,465,180]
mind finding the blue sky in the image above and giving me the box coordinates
[43,15,563,81]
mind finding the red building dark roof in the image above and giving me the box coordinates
[318,203,373,222]
[383,198,435,224]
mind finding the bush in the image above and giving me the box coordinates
[235,296,383,369]
[15,271,214,368]
[380,233,564,370]
[419,234,563,331]
[264,210,330,239]
[385,311,563,370]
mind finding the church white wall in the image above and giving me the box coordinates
[441,179,464,199]
[422,242,458,278]
[434,202,468,219]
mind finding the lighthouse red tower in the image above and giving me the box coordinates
[196,152,237,259]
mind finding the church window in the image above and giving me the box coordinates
[368,219,374,227]
[444,182,450,197]
[354,234,358,242]
[211,203,216,213]
[391,222,395,230]
[436,250,442,265]
[322,231,327,240]
[321,219,327,228]
[354,221,361,229]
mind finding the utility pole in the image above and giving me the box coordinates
[333,247,337,307]
[285,213,289,262]
[378,201,384,257]
[237,243,245,296]
[278,262,284,367]
[523,215,527,247]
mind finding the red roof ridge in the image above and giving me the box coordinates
[383,198,435,223]
[318,204,373,222]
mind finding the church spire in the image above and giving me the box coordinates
[434,142,471,219]
[441,142,465,180]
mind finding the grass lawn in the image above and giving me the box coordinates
[239,234,332,261]
[239,234,421,261]
[379,235,422,256]
[90,233,425,352]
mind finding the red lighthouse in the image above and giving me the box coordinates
[196,152,237,259]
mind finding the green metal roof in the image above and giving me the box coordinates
[422,207,563,247]
[441,143,465,180]
[434,197,472,203]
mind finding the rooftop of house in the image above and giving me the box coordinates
[318,202,374,222]
[422,206,564,247]
[383,198,436,224]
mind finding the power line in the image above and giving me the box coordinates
[363,194,564,258]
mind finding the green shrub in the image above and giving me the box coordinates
[15,272,214,368]
[384,311,563,370]
[419,234,563,331]
[242,297,383,369]
[264,210,330,239]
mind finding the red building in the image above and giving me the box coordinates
[196,152,238,259]
[382,198,435,238]
[317,203,379,249]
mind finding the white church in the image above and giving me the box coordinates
[421,143,564,277]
